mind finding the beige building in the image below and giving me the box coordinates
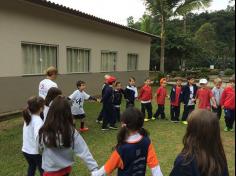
[0,0,158,114]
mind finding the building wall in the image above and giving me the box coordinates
[0,0,151,113]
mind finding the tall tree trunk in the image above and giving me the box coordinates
[160,15,165,73]
[181,15,187,70]
[183,15,187,34]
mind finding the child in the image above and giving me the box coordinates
[124,77,138,108]
[22,96,45,176]
[170,78,183,122]
[212,78,224,119]
[44,87,62,122]
[39,96,98,176]
[113,82,124,122]
[91,108,163,176]
[196,79,217,110]
[170,109,229,176]
[68,80,98,132]
[96,74,111,124]
[221,75,235,132]
[181,76,198,125]
[39,66,58,99]
[138,78,153,122]
[154,78,168,120]
[101,76,117,130]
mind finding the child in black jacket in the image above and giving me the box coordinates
[170,78,183,122]
[181,76,198,124]
[113,82,124,122]
[101,76,117,130]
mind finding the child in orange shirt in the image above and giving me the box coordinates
[91,108,163,176]
[154,78,168,120]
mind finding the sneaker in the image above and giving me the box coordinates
[101,127,109,131]
[151,117,156,121]
[182,121,188,125]
[144,118,150,122]
[224,127,229,132]
[109,126,118,130]
[230,128,235,132]
[171,120,179,123]
[96,120,103,124]
[79,127,89,132]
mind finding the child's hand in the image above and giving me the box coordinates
[96,98,101,103]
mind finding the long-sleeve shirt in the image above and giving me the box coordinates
[170,154,229,176]
[156,86,167,105]
[139,85,153,103]
[92,133,163,176]
[124,85,138,104]
[40,130,98,172]
[101,85,114,107]
[220,86,235,110]
[212,87,224,106]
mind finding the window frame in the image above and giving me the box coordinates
[66,46,91,74]
[21,41,58,76]
[127,53,139,71]
[100,50,118,73]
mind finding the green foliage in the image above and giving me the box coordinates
[224,68,235,76]
[152,71,166,86]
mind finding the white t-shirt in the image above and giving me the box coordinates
[188,86,195,106]
[22,114,44,154]
[39,79,58,99]
[69,90,90,115]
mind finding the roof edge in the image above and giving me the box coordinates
[22,0,160,39]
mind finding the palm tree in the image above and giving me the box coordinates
[175,0,212,33]
[144,0,179,72]
[144,0,212,72]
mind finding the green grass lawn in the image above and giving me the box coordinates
[0,100,235,176]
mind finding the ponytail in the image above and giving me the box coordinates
[22,96,45,126]
[22,107,31,126]
[116,126,129,148]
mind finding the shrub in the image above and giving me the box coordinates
[209,69,220,75]
[200,68,210,73]
[152,71,166,86]
[224,68,235,76]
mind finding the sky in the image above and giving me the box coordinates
[48,0,234,25]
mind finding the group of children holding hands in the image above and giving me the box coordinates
[22,66,233,176]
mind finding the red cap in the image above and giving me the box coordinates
[107,76,116,84]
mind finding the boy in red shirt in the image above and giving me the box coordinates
[138,78,153,122]
[170,78,183,122]
[196,79,217,110]
[154,78,168,120]
[221,75,235,132]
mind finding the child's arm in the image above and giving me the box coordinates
[138,87,144,100]
[73,131,99,172]
[92,150,123,176]
[147,143,163,176]
[220,89,226,108]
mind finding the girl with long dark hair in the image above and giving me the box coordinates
[22,96,45,176]
[170,109,229,176]
[39,96,98,176]
[92,107,163,176]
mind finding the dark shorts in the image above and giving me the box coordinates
[73,114,86,119]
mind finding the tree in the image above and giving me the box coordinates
[194,22,217,65]
[144,0,180,72]
[175,0,212,33]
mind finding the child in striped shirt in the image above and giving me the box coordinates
[91,108,163,176]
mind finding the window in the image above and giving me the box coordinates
[101,51,117,72]
[22,43,57,75]
[67,48,90,73]
[127,54,138,71]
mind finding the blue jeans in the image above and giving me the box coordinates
[224,109,235,129]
